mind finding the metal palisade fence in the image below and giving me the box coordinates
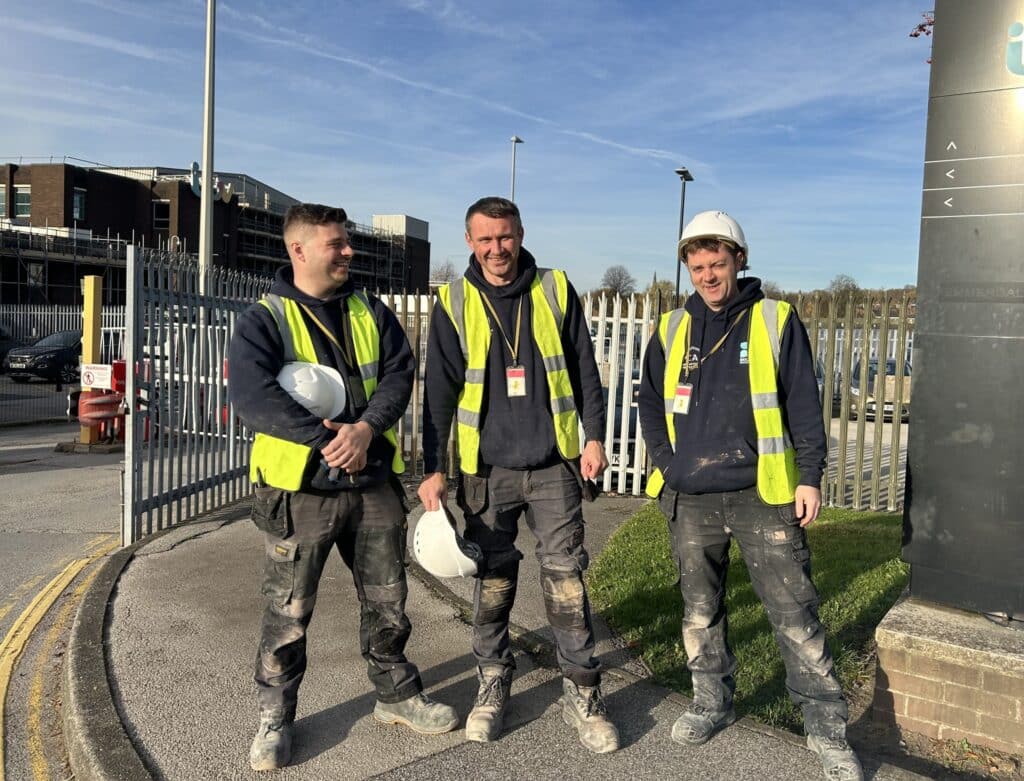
[15,249,911,544]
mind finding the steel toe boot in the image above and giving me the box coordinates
[373,692,459,734]
[807,734,865,781]
[670,703,737,745]
[465,665,514,742]
[560,678,620,754]
[249,712,294,771]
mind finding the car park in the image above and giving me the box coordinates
[3,330,82,384]
[848,358,911,422]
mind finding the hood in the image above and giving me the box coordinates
[7,343,74,358]
[465,248,538,299]
[684,276,764,322]
[270,265,355,305]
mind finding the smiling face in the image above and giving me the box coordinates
[683,243,745,312]
[465,213,523,286]
[288,222,355,298]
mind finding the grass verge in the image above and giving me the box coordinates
[587,501,909,733]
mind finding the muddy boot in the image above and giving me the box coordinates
[807,734,865,781]
[671,703,737,746]
[249,711,294,771]
[561,678,620,754]
[465,665,513,742]
[373,692,459,734]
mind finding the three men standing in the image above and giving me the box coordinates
[418,197,620,753]
[637,210,864,781]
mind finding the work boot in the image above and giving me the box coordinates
[465,665,513,742]
[807,734,865,781]
[249,712,294,771]
[373,692,459,734]
[560,678,620,754]
[670,703,737,746]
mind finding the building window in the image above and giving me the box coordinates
[14,186,31,218]
[27,262,44,287]
[0,185,6,217]
[73,188,87,221]
[152,200,170,231]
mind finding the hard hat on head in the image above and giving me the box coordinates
[413,506,483,578]
[277,361,348,419]
[678,210,748,261]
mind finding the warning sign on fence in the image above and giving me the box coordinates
[81,363,113,390]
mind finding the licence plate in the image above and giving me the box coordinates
[10,361,26,369]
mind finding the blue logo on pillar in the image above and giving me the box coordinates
[1007,22,1024,75]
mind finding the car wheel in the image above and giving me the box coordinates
[60,361,79,384]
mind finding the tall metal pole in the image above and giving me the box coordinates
[510,136,523,201]
[197,0,216,296]
[673,166,694,309]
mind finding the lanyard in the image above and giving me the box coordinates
[480,293,524,366]
[683,308,748,382]
[298,302,356,370]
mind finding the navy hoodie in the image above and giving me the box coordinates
[228,266,414,490]
[638,277,825,495]
[421,249,605,474]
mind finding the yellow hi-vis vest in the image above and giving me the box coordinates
[437,268,580,476]
[249,292,405,491]
[644,298,800,505]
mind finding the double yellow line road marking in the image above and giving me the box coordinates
[0,534,121,781]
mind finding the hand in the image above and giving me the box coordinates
[321,420,373,473]
[794,485,822,527]
[580,440,608,480]
[417,472,447,511]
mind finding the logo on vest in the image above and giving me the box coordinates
[1008,22,1024,75]
[739,341,749,365]
[685,346,701,373]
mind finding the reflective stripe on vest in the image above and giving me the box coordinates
[249,292,405,491]
[437,268,579,475]
[644,298,799,504]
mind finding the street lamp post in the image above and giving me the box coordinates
[198,0,216,296]
[673,166,694,308]
[510,136,524,201]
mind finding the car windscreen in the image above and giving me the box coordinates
[34,331,80,348]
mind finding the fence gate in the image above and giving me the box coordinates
[122,247,271,544]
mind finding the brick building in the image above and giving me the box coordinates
[0,161,430,304]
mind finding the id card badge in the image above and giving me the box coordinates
[673,383,693,415]
[506,365,527,397]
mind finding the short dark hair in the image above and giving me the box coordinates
[283,203,349,239]
[464,196,521,232]
[681,237,746,268]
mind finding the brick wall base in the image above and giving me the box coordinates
[873,597,1024,757]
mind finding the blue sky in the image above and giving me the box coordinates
[1,1,933,292]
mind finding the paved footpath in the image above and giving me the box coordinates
[63,491,930,781]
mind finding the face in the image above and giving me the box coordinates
[684,245,744,312]
[289,222,355,296]
[464,213,523,286]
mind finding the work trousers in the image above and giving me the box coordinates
[661,485,849,739]
[459,461,601,687]
[252,480,422,719]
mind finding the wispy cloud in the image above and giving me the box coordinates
[396,0,544,45]
[2,15,181,62]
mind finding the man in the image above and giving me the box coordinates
[229,203,457,772]
[638,210,864,781]
[418,197,619,754]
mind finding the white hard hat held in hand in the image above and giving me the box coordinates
[277,361,348,419]
[414,507,483,578]
[678,210,748,259]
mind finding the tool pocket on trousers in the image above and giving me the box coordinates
[457,473,488,516]
[252,486,291,538]
[658,488,678,524]
[262,538,297,606]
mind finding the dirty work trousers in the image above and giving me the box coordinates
[661,485,849,739]
[252,481,422,719]
[459,461,601,687]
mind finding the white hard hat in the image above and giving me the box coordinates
[413,507,483,578]
[277,361,347,419]
[678,210,748,259]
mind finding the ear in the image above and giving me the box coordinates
[289,239,305,264]
[735,250,748,272]
[464,231,473,250]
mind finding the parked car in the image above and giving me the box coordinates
[3,330,82,384]
[0,325,25,373]
[849,358,911,422]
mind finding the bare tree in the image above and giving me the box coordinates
[431,260,459,284]
[828,274,859,295]
[600,265,637,297]
[761,280,785,299]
